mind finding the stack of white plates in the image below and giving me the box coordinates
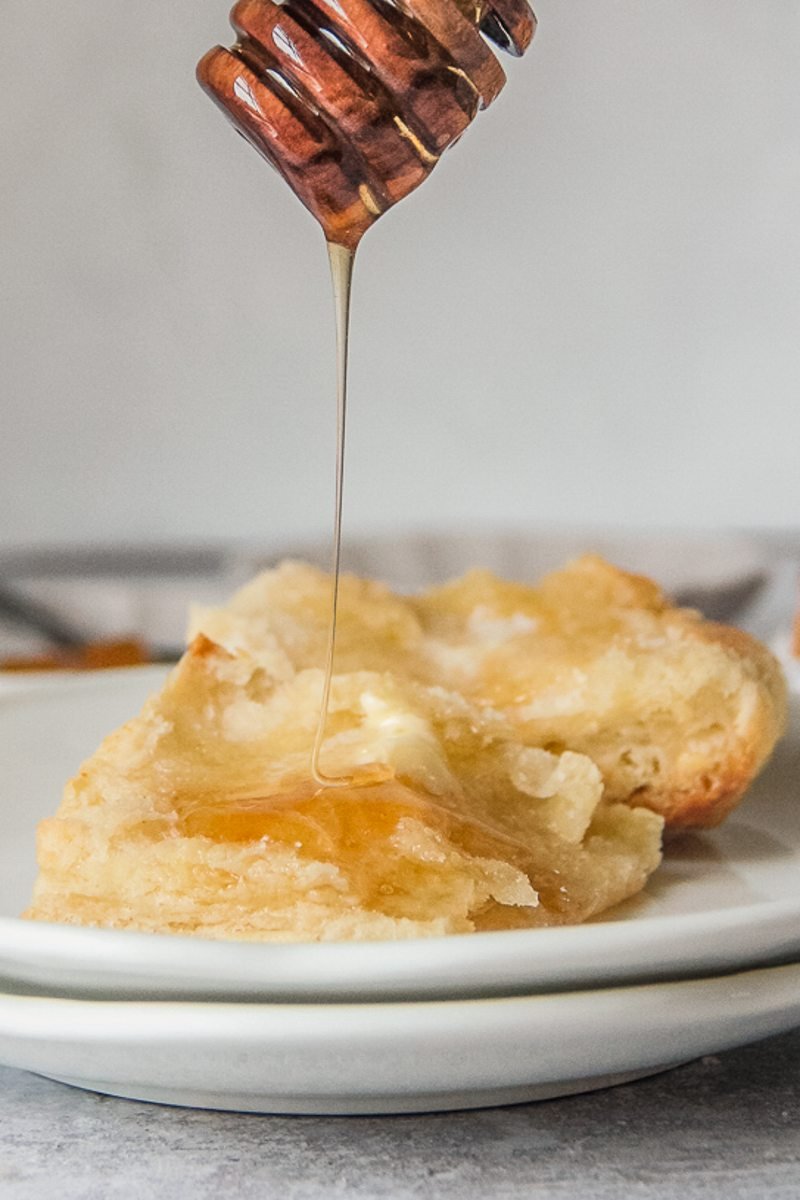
[1,658,799,1113]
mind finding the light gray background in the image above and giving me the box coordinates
[1,1,798,551]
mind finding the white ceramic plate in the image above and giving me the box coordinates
[1,670,799,1001]
[1,961,800,1114]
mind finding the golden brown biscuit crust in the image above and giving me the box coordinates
[414,557,787,831]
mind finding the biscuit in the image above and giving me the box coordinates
[194,555,788,830]
[27,555,784,941]
[26,638,662,941]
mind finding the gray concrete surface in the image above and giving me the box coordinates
[2,1028,799,1199]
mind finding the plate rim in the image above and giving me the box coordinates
[2,957,800,1019]
[4,960,800,1114]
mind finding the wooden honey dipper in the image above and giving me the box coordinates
[197,0,537,249]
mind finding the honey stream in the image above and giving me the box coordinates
[310,240,357,788]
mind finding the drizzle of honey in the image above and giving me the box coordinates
[167,773,585,923]
[198,0,534,796]
[310,240,357,787]
[177,776,534,875]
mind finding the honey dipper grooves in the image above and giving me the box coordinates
[197,0,537,248]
